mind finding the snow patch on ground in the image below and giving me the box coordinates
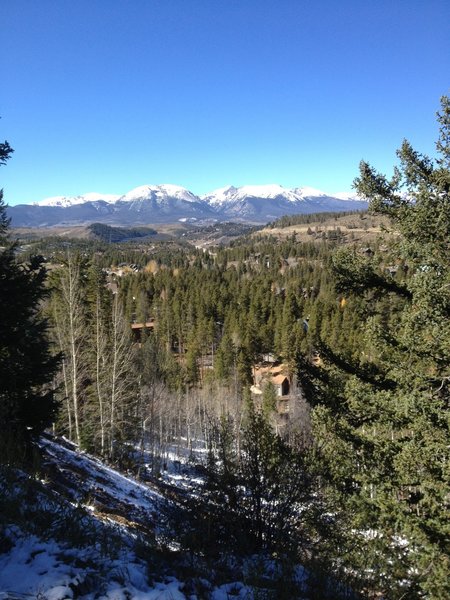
[0,438,258,599]
[0,527,253,599]
[0,527,180,599]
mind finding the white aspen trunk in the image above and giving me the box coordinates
[109,295,120,459]
[53,304,72,438]
[69,323,81,447]
[107,293,136,461]
[53,257,86,448]
[95,296,106,456]
[66,257,82,447]
[61,359,72,439]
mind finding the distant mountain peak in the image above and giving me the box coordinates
[120,184,200,204]
[201,185,238,206]
[202,184,305,206]
[11,183,367,227]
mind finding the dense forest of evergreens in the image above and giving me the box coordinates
[1,97,449,598]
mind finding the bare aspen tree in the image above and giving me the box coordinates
[93,288,109,455]
[107,292,137,460]
[51,315,73,439]
[51,254,87,448]
[138,381,170,473]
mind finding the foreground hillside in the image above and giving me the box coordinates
[2,436,305,599]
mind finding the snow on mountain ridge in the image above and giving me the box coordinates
[237,184,300,202]
[37,193,120,207]
[202,184,309,206]
[119,184,200,204]
[11,183,368,227]
[332,191,360,201]
[293,186,328,198]
[36,184,361,209]
[201,185,238,206]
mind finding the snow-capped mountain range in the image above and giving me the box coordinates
[8,184,367,227]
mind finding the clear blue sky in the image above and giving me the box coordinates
[1,0,449,205]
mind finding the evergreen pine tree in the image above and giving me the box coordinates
[309,97,450,597]
[0,139,60,464]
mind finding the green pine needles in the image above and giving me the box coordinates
[0,139,60,465]
[307,96,450,598]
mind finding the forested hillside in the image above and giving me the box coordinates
[1,98,449,599]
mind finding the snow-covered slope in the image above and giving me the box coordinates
[201,184,367,221]
[203,184,301,207]
[0,436,257,599]
[37,192,120,207]
[119,184,200,204]
[292,186,328,198]
[331,191,361,201]
[201,185,238,207]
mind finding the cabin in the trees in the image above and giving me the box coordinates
[251,361,307,433]
[251,363,291,399]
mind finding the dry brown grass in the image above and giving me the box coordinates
[256,213,394,244]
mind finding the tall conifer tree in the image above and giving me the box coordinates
[309,97,450,597]
[0,139,60,464]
